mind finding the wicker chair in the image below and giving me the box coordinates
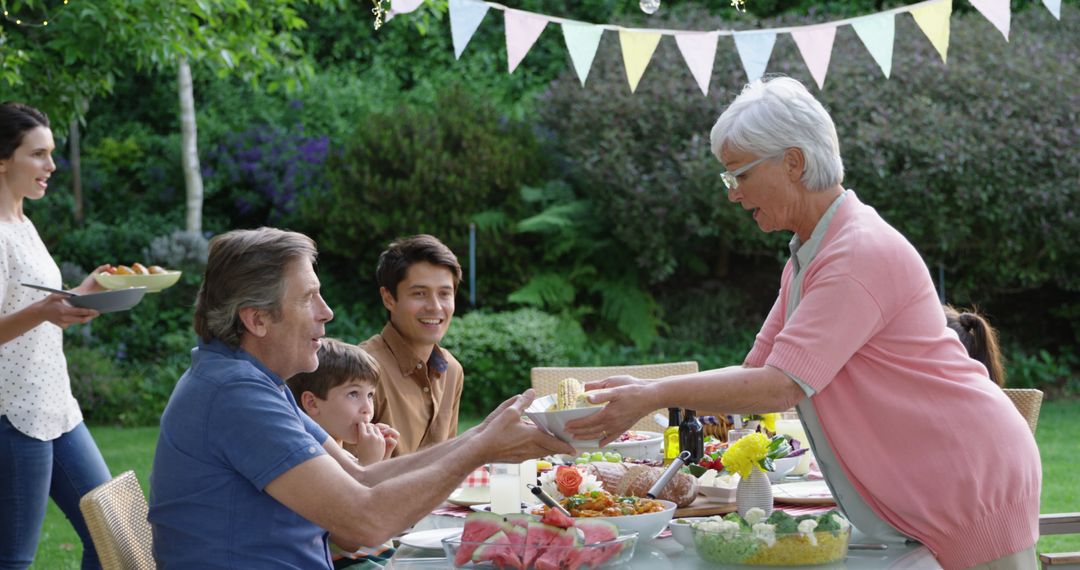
[1003,388,1044,435]
[79,470,156,570]
[530,361,698,433]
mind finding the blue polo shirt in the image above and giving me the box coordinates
[149,339,333,569]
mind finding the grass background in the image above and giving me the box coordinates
[31,401,1079,567]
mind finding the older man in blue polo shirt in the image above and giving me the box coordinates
[148,228,574,569]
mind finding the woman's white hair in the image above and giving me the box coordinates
[710,76,844,191]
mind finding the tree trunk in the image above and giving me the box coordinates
[69,118,83,225]
[178,56,203,234]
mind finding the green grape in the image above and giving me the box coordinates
[589,451,605,462]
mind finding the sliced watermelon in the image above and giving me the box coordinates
[534,526,582,570]
[499,517,529,562]
[539,507,574,529]
[566,519,622,569]
[472,530,524,569]
[455,511,506,566]
[522,521,559,568]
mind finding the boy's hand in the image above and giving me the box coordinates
[375,423,399,460]
[352,422,387,466]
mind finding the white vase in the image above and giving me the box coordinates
[736,465,774,518]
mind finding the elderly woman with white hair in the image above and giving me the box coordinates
[567,77,1041,570]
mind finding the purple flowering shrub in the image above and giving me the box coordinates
[203,123,330,227]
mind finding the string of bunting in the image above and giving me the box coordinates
[388,0,1063,95]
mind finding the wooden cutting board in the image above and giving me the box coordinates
[673,495,738,518]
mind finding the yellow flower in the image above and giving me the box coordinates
[721,432,770,478]
[762,413,778,433]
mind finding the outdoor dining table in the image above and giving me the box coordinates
[384,504,943,569]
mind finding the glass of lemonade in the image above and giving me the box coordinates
[774,411,813,476]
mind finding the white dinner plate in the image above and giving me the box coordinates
[398,527,462,550]
[447,486,490,507]
[772,480,835,505]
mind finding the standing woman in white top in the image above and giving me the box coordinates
[0,102,113,570]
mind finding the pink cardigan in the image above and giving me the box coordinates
[744,193,1040,570]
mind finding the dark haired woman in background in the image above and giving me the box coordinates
[0,102,112,569]
[944,305,1005,387]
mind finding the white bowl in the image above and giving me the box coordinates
[593,500,677,540]
[667,517,706,548]
[525,395,604,448]
[767,456,800,483]
[580,431,663,461]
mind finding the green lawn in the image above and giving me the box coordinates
[32,403,1080,567]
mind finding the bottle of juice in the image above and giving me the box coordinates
[663,408,681,465]
[679,409,704,464]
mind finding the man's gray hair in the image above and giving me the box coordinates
[710,76,844,191]
[194,227,317,348]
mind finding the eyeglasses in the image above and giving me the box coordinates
[720,153,782,191]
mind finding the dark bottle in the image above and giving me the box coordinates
[663,408,681,465]
[678,409,705,463]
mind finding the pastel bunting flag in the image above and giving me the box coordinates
[734,31,777,83]
[674,32,720,96]
[911,0,952,63]
[390,0,424,15]
[851,13,895,78]
[1042,0,1061,19]
[449,0,490,59]
[562,22,604,87]
[791,25,837,90]
[505,10,549,73]
[618,30,663,93]
[969,0,1010,40]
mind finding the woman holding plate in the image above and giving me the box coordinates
[567,77,1040,570]
[0,102,113,569]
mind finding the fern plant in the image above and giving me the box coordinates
[486,180,665,349]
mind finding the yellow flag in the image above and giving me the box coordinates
[619,30,663,93]
[911,0,952,63]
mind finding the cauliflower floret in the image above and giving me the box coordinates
[744,507,768,526]
[797,519,819,546]
[833,513,850,531]
[752,522,777,547]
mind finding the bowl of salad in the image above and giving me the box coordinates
[692,508,851,566]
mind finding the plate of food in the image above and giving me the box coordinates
[95,263,182,293]
[528,490,676,539]
[691,509,851,566]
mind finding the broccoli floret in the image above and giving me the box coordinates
[722,512,751,529]
[815,509,844,532]
[766,510,798,533]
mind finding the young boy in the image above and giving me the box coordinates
[288,338,399,568]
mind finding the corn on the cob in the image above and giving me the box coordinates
[556,377,585,410]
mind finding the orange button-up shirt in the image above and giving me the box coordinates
[357,323,463,457]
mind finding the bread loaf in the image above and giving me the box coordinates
[585,462,699,507]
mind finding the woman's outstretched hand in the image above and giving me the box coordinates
[36,294,98,328]
[564,375,657,447]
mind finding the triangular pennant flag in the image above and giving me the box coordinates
[674,32,720,96]
[449,0,490,59]
[505,10,548,73]
[790,25,838,90]
[618,30,662,93]
[969,0,1010,40]
[1042,0,1061,19]
[911,0,952,63]
[851,13,895,78]
[562,22,604,87]
[390,0,424,15]
[733,31,777,83]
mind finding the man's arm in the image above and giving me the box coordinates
[271,390,575,546]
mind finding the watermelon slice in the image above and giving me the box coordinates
[522,521,559,568]
[455,511,506,566]
[534,526,582,570]
[472,530,524,569]
[539,507,574,529]
[499,516,530,562]
[566,519,622,569]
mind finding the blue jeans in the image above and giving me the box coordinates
[0,416,111,570]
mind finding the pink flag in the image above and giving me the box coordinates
[969,0,1010,40]
[674,32,720,96]
[790,25,837,90]
[505,10,549,73]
